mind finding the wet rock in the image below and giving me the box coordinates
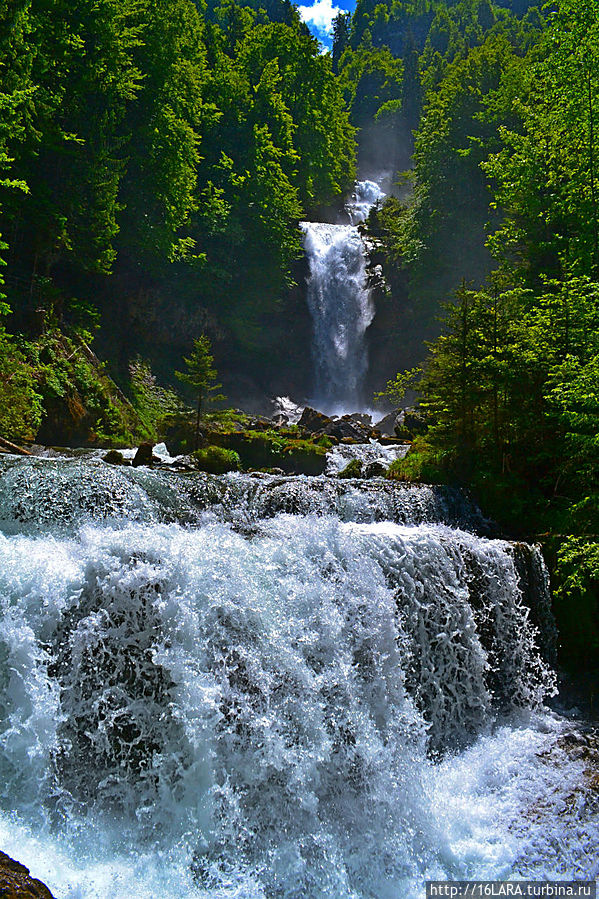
[379,436,409,446]
[102,449,129,466]
[0,851,56,898]
[170,455,197,472]
[349,413,372,426]
[132,442,154,467]
[245,415,273,432]
[281,444,328,475]
[374,409,401,437]
[364,461,387,478]
[325,417,367,441]
[337,459,363,479]
[207,430,328,475]
[396,407,426,437]
[298,406,333,433]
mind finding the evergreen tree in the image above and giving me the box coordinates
[175,334,224,450]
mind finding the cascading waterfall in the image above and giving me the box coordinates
[301,180,385,414]
[0,455,597,898]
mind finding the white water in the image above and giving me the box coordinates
[301,180,384,415]
[326,439,410,475]
[345,180,385,226]
[0,457,596,897]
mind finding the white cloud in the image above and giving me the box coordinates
[298,0,342,40]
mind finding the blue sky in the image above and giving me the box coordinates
[298,0,355,50]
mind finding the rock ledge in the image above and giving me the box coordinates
[0,851,56,898]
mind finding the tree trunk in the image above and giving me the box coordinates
[0,436,32,456]
[194,392,203,451]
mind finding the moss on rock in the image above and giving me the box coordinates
[204,428,328,475]
[337,459,363,479]
[192,446,241,474]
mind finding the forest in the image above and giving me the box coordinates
[0,0,597,670]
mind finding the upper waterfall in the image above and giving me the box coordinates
[300,180,385,415]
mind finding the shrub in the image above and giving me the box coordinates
[192,446,240,474]
[385,437,449,483]
[0,328,43,443]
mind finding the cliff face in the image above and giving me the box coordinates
[0,851,56,899]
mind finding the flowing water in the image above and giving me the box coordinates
[0,455,597,898]
[300,181,384,414]
[326,440,410,475]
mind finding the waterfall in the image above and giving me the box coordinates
[301,180,384,414]
[0,455,596,898]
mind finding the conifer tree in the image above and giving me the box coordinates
[175,334,223,450]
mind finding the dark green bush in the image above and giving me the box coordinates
[192,446,241,474]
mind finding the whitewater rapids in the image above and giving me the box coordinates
[0,457,596,897]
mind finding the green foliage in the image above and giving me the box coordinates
[176,333,224,450]
[129,357,185,440]
[176,334,224,414]
[376,366,422,405]
[385,437,449,483]
[339,44,403,127]
[316,435,334,449]
[553,537,599,668]
[484,1,599,282]
[0,319,43,443]
[119,0,210,262]
[384,276,599,501]
[337,458,363,478]
[26,328,150,446]
[192,445,241,473]
[2,0,147,276]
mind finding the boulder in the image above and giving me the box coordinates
[337,459,363,479]
[298,407,333,433]
[396,407,427,436]
[348,413,372,426]
[170,455,197,472]
[270,413,289,428]
[132,442,155,467]
[207,430,328,475]
[281,443,328,475]
[245,415,273,432]
[324,417,367,441]
[102,449,128,466]
[379,436,409,446]
[374,409,401,437]
[364,461,387,479]
[0,851,56,898]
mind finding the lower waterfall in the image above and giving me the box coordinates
[0,457,596,898]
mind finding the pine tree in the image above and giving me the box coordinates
[175,334,224,450]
